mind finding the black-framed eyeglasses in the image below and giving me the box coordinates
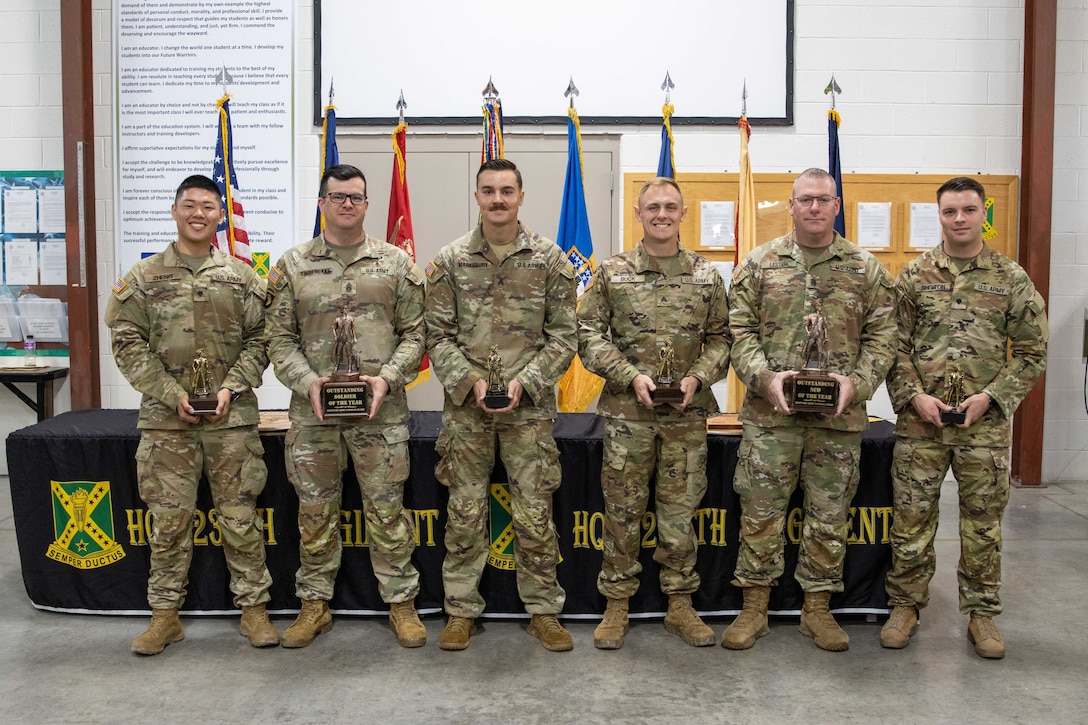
[324,192,366,205]
[792,195,837,207]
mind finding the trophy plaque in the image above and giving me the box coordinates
[189,350,218,415]
[651,339,684,403]
[484,345,511,409]
[939,365,967,425]
[786,300,839,413]
[321,307,369,419]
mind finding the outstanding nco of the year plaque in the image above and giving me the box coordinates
[786,299,839,414]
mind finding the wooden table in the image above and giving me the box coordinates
[0,366,69,421]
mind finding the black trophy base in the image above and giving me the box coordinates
[788,370,839,413]
[322,379,370,419]
[189,393,218,415]
[484,391,512,409]
[940,409,967,425]
[651,385,685,403]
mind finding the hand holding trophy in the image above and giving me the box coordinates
[940,365,967,425]
[785,299,840,413]
[483,345,511,409]
[651,338,684,403]
[189,349,218,414]
[321,305,369,418]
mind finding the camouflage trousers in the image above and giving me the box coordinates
[597,418,708,599]
[733,424,861,592]
[284,423,419,603]
[135,425,272,609]
[885,437,1010,616]
[435,411,565,618]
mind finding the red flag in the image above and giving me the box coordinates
[387,121,429,388]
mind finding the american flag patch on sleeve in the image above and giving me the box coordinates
[111,277,128,294]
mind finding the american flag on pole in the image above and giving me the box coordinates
[212,94,251,265]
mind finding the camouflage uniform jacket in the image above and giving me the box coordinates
[425,223,577,421]
[730,231,896,432]
[887,243,1048,447]
[265,233,425,427]
[578,240,730,421]
[105,243,267,430]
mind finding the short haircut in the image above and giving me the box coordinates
[319,164,367,198]
[476,158,522,190]
[937,176,986,205]
[793,167,837,194]
[175,175,222,206]
[637,176,684,206]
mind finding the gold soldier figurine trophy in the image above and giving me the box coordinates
[321,305,369,418]
[940,364,967,425]
[484,345,511,408]
[787,299,839,413]
[651,338,684,403]
[189,349,218,414]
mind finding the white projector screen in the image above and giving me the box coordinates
[315,0,793,127]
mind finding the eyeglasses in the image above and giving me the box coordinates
[792,195,838,207]
[324,192,366,205]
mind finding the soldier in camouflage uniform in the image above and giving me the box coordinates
[880,177,1048,659]
[426,159,577,652]
[578,177,731,650]
[722,168,896,652]
[106,175,277,655]
[265,164,427,649]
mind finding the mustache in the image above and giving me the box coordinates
[488,204,509,211]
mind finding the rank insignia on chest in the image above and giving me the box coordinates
[342,280,356,295]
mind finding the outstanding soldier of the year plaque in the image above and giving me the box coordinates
[321,306,369,419]
[651,338,685,404]
[189,349,219,414]
[786,299,839,413]
[483,345,511,409]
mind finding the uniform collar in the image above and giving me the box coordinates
[468,223,533,258]
[933,241,995,271]
[778,230,848,264]
[311,232,382,261]
[632,240,696,275]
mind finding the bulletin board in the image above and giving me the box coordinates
[0,170,70,352]
[623,172,1020,277]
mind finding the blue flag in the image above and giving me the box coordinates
[828,109,845,236]
[556,107,604,412]
[657,102,675,178]
[558,111,595,295]
[313,104,339,238]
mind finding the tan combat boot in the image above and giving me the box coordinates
[388,599,427,648]
[281,599,333,648]
[239,604,280,648]
[131,608,184,656]
[967,613,1005,659]
[663,594,715,647]
[799,591,849,651]
[438,615,476,651]
[593,598,630,650]
[720,585,771,650]
[527,614,574,652]
[880,605,918,649]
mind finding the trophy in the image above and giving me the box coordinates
[940,365,967,425]
[483,345,511,409]
[651,338,684,403]
[321,306,369,418]
[785,300,839,413]
[189,350,218,414]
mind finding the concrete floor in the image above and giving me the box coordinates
[2,474,1087,724]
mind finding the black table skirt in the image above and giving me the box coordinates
[7,409,895,617]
